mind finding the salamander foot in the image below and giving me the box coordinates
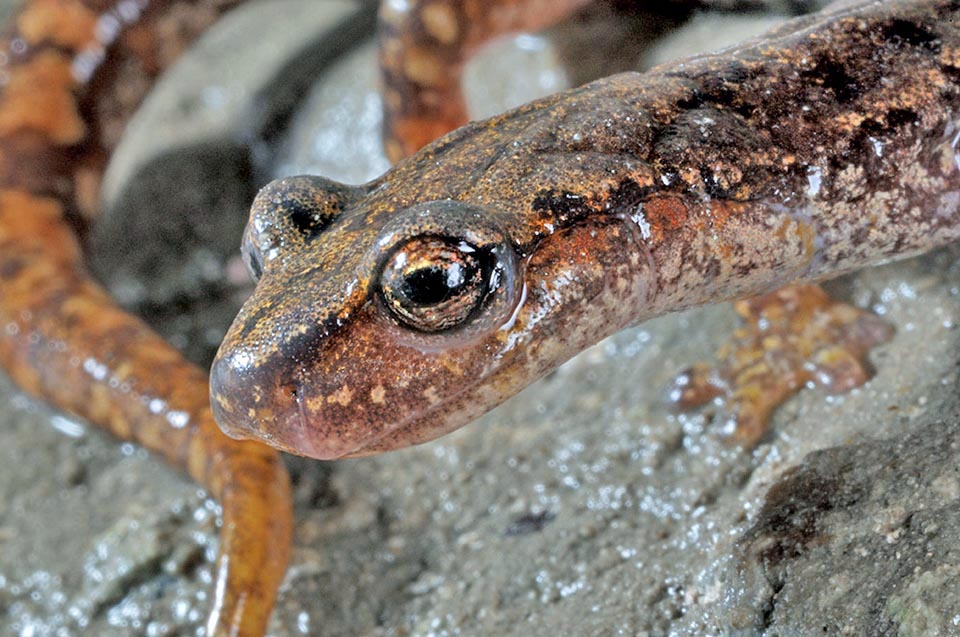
[666,284,893,446]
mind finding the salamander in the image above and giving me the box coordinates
[1,0,959,635]
[212,0,960,462]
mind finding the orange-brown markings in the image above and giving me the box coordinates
[771,217,816,264]
[668,284,894,446]
[379,0,592,162]
[796,222,817,263]
[706,200,750,233]
[0,189,81,267]
[0,3,295,634]
[641,195,690,243]
[439,354,463,375]
[421,2,460,45]
[941,45,960,69]
[401,44,448,89]
[73,164,102,219]
[0,50,85,145]
[328,385,354,406]
[865,68,947,116]
[18,0,98,50]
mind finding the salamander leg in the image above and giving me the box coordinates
[667,284,893,446]
[378,0,592,161]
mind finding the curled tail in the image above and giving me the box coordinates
[0,2,291,635]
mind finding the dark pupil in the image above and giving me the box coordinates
[402,263,472,306]
[380,236,493,333]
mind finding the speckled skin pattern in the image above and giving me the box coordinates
[0,2,291,636]
[2,1,960,634]
[377,0,829,162]
[213,0,960,461]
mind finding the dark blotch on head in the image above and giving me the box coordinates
[885,108,920,129]
[881,19,941,52]
[801,55,859,104]
[288,204,334,239]
[859,108,919,137]
[532,189,593,228]
[698,62,752,110]
[674,91,705,112]
[836,108,920,186]
[269,176,353,241]
[605,179,651,213]
[243,175,359,280]
[652,107,767,199]
[256,175,355,242]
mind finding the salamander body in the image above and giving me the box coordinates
[213,0,960,460]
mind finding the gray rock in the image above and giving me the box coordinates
[731,419,960,635]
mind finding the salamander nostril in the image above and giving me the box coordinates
[243,175,361,277]
[288,205,328,238]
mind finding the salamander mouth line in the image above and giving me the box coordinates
[286,368,392,459]
[285,356,500,459]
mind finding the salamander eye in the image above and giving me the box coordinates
[369,200,521,345]
[379,236,494,332]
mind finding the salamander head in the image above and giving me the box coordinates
[210,169,655,459]
[211,174,531,458]
[210,82,661,459]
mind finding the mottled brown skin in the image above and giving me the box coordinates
[0,2,291,636]
[214,0,960,461]
[4,0,960,634]
[378,0,828,162]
